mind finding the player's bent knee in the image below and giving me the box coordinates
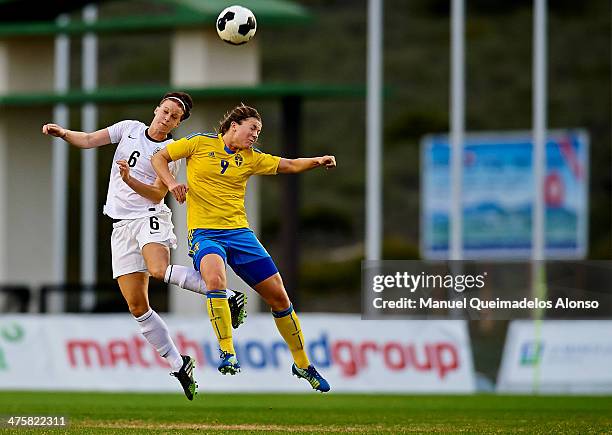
[148,265,166,282]
[203,274,226,291]
[128,303,150,317]
[267,292,291,312]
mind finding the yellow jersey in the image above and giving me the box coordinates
[166,132,281,230]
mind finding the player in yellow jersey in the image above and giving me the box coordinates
[152,103,334,392]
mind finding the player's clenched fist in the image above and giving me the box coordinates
[319,155,336,169]
[42,123,67,138]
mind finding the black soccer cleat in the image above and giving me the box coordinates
[228,290,247,329]
[170,355,197,400]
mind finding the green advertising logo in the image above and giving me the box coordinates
[0,322,25,370]
[520,341,543,366]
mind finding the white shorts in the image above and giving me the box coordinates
[110,211,177,279]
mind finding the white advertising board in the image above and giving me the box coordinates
[0,314,475,393]
[497,320,612,393]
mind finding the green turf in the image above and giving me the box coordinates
[0,392,610,434]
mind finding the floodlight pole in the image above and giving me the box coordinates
[52,14,69,285]
[50,14,70,313]
[450,0,465,262]
[531,0,548,394]
[81,4,98,310]
[366,0,383,261]
[532,0,547,265]
[449,0,466,319]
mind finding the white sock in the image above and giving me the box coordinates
[165,264,236,297]
[135,308,183,371]
[164,265,207,294]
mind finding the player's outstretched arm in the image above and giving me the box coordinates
[277,155,336,174]
[42,123,111,149]
[151,148,189,204]
[117,160,168,203]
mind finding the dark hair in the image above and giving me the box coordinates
[160,91,193,121]
[218,103,261,135]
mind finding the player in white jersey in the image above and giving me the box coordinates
[42,92,242,400]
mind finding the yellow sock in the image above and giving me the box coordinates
[273,304,310,368]
[206,291,235,355]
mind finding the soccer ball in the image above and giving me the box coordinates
[216,5,257,45]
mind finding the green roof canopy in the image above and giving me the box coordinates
[0,0,310,37]
[0,84,365,107]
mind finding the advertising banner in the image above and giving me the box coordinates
[421,130,589,259]
[497,320,612,393]
[0,314,475,393]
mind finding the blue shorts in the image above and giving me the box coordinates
[188,228,279,287]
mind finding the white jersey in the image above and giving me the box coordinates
[103,120,180,220]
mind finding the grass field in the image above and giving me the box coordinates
[0,392,610,434]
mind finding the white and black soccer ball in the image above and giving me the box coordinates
[216,5,257,45]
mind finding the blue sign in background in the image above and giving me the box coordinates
[421,130,588,259]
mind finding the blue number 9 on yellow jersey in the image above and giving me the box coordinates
[220,159,229,174]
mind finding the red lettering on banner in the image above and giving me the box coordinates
[330,340,461,379]
[66,336,174,369]
[358,341,379,369]
[407,344,433,372]
[435,342,458,379]
[131,336,151,367]
[108,340,133,366]
[67,340,106,367]
[331,340,358,377]
[383,342,405,370]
